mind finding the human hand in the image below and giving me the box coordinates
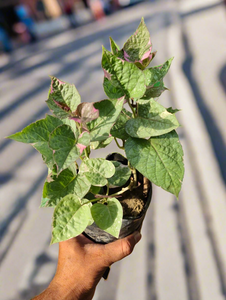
[33,231,142,300]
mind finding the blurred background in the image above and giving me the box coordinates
[0,0,226,299]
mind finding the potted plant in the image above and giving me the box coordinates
[7,18,184,245]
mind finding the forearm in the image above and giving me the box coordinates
[32,279,95,300]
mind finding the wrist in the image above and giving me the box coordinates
[49,276,95,300]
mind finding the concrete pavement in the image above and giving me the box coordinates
[0,0,226,299]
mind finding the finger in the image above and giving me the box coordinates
[104,231,142,265]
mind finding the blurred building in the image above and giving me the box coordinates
[0,0,64,22]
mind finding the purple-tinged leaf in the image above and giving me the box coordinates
[77,143,86,154]
[47,76,81,117]
[70,102,99,129]
[122,18,152,69]
[76,132,91,154]
[110,37,120,54]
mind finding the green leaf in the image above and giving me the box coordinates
[62,118,78,135]
[42,167,91,207]
[70,174,92,199]
[144,57,173,87]
[102,48,146,99]
[78,132,90,146]
[80,158,115,186]
[40,197,49,207]
[33,142,54,168]
[142,81,168,99]
[42,165,75,207]
[49,124,80,173]
[46,98,71,119]
[91,197,123,237]
[77,132,91,154]
[110,108,132,140]
[51,194,93,244]
[89,185,101,195]
[90,136,114,150]
[167,107,181,114]
[7,115,63,143]
[48,76,81,112]
[7,115,63,168]
[125,131,184,197]
[125,99,180,138]
[108,161,131,187]
[123,18,152,66]
[87,98,124,142]
[110,37,120,55]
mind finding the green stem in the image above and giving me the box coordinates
[114,137,124,150]
[82,197,103,205]
[106,182,110,196]
[132,167,137,186]
[76,122,82,134]
[128,161,138,188]
[95,182,135,199]
[84,147,89,159]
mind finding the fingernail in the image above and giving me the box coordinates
[134,231,142,243]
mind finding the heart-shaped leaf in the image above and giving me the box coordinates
[51,194,93,244]
[7,115,62,143]
[110,108,132,140]
[80,158,115,186]
[91,197,123,237]
[90,136,113,150]
[49,124,80,173]
[87,98,124,142]
[62,118,78,135]
[42,167,91,207]
[7,115,63,168]
[125,99,180,138]
[102,48,146,99]
[125,131,184,197]
[34,142,55,169]
[108,161,131,187]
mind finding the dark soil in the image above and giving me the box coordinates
[121,198,145,217]
[118,180,150,218]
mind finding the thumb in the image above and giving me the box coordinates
[103,231,142,266]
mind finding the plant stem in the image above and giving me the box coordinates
[106,182,110,196]
[84,147,89,159]
[128,99,136,118]
[114,137,124,149]
[132,167,137,186]
[82,198,103,205]
[128,160,138,188]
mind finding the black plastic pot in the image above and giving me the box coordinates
[83,153,152,244]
